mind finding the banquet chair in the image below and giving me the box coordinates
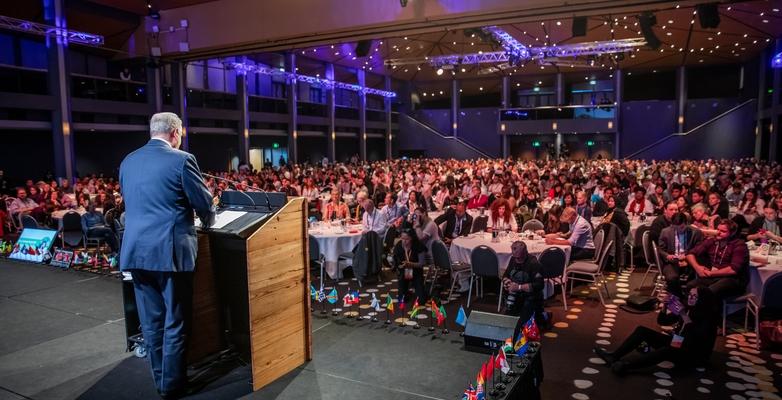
[566,239,614,305]
[308,235,326,288]
[628,224,651,270]
[539,247,568,311]
[20,214,39,229]
[588,228,605,264]
[467,245,502,311]
[339,231,382,286]
[60,211,84,248]
[638,230,659,290]
[650,241,666,298]
[430,240,470,300]
[744,272,782,348]
[521,219,544,233]
[471,216,488,233]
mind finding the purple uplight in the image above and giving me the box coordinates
[773,52,782,68]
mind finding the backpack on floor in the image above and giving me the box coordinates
[620,294,659,313]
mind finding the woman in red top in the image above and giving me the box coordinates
[466,185,488,210]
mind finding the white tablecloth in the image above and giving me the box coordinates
[309,223,363,279]
[592,216,650,246]
[51,209,86,220]
[749,250,782,299]
[448,234,571,277]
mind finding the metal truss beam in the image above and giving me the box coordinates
[0,15,104,46]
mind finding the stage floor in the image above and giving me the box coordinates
[0,259,780,400]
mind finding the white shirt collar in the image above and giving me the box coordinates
[151,137,172,147]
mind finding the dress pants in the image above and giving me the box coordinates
[570,247,595,261]
[397,268,426,305]
[686,276,744,300]
[130,270,194,394]
[612,326,678,370]
[661,262,688,297]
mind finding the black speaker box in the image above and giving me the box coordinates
[355,40,373,57]
[638,12,661,50]
[572,16,587,37]
[463,311,518,354]
[696,3,720,29]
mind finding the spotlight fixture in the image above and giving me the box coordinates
[638,11,661,49]
[400,0,408,7]
[696,3,720,29]
[436,68,444,75]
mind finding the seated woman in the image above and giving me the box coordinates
[322,191,349,221]
[503,241,546,339]
[599,196,630,237]
[411,207,440,257]
[487,198,517,232]
[392,228,428,305]
[537,204,569,235]
[737,188,763,225]
[747,204,782,243]
[594,287,719,375]
[690,203,719,237]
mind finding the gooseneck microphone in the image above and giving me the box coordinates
[202,173,272,211]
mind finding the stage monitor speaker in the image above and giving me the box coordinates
[638,12,661,50]
[572,16,587,37]
[696,3,720,29]
[355,40,373,57]
[463,311,518,354]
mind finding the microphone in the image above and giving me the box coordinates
[202,173,272,211]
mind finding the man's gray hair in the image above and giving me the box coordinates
[149,112,182,137]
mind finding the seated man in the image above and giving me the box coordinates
[545,206,595,261]
[685,219,748,300]
[81,201,119,252]
[657,212,703,297]
[625,187,653,215]
[434,201,473,245]
[360,198,388,237]
[746,204,782,243]
[466,185,488,210]
[8,187,44,223]
[380,192,408,230]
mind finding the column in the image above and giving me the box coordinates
[675,66,687,133]
[555,133,563,159]
[614,70,623,159]
[236,63,250,167]
[171,61,189,151]
[756,49,767,160]
[555,73,565,105]
[43,0,75,182]
[385,76,393,160]
[326,63,337,162]
[771,39,782,161]
[147,64,163,113]
[286,52,298,164]
[357,69,367,161]
[452,79,460,137]
[501,76,510,157]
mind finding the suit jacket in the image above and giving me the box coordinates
[119,140,215,272]
[434,208,473,239]
[657,225,703,262]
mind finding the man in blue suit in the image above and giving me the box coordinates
[120,112,215,399]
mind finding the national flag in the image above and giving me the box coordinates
[496,348,510,374]
[370,293,381,311]
[385,294,394,313]
[523,315,541,342]
[476,364,485,385]
[310,285,317,300]
[462,384,477,400]
[476,379,485,400]
[502,338,514,354]
[455,305,467,327]
[409,300,423,319]
[399,298,406,312]
[431,300,446,326]
[350,290,360,304]
[317,289,326,303]
[486,355,495,379]
[438,305,447,326]
[326,288,338,304]
[514,332,529,356]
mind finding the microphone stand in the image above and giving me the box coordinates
[203,173,273,211]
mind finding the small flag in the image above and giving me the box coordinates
[514,332,529,356]
[486,355,495,379]
[431,300,446,326]
[462,384,477,400]
[370,293,381,312]
[310,285,317,300]
[476,364,485,385]
[496,348,510,374]
[317,289,326,303]
[399,298,406,312]
[326,288,338,304]
[409,300,423,319]
[523,315,541,342]
[502,338,514,354]
[385,294,394,313]
[350,290,360,304]
[455,305,467,327]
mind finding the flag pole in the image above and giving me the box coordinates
[385,293,391,325]
[355,291,362,321]
[428,300,436,332]
[332,285,339,316]
[442,308,449,335]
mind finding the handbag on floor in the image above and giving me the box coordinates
[759,320,782,349]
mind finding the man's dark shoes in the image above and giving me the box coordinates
[611,361,628,376]
[593,347,616,366]
[158,388,185,400]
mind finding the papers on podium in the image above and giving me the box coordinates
[196,210,246,229]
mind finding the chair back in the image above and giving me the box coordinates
[596,239,615,272]
[308,235,322,262]
[431,240,452,271]
[592,228,605,259]
[761,272,782,310]
[383,225,399,252]
[634,224,651,248]
[470,245,500,278]
[641,230,656,266]
[539,247,567,280]
[3,197,14,210]
[652,240,663,269]
[20,214,39,229]
[61,211,82,231]
[521,219,544,232]
[471,216,488,233]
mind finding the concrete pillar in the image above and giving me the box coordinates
[286,52,298,164]
[451,79,460,137]
[675,66,687,133]
[501,76,511,157]
[171,61,189,151]
[771,39,782,161]
[385,76,393,160]
[555,73,565,105]
[237,68,250,167]
[357,69,367,161]
[43,0,75,182]
[326,63,337,163]
[614,70,623,159]
[756,49,767,160]
[147,64,163,113]
[555,133,563,159]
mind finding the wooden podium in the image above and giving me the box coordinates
[190,197,311,391]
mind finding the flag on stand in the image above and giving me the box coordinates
[438,305,447,327]
[398,299,406,312]
[513,332,529,356]
[343,291,359,307]
[317,289,326,303]
[385,294,394,313]
[462,383,477,400]
[370,293,382,311]
[476,365,485,386]
[431,300,446,326]
[485,355,494,380]
[409,300,423,319]
[496,348,510,374]
[502,338,514,354]
[326,288,338,304]
[310,285,317,300]
[523,315,541,342]
[455,305,467,327]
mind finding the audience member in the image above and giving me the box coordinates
[685,219,748,300]
[658,212,703,297]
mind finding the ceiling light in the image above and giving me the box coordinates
[668,20,674,24]
[556,21,562,26]
[461,68,466,72]
[436,68,444,76]
[479,87,483,91]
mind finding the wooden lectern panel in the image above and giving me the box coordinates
[245,197,311,391]
[189,233,223,362]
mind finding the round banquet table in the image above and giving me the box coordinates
[748,250,782,299]
[448,233,571,278]
[309,222,363,279]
